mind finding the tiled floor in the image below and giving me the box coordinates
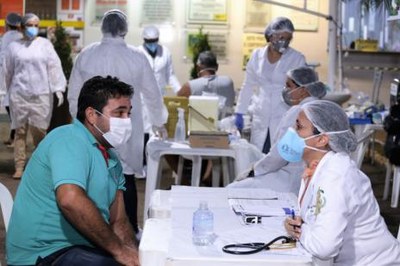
[0,116,399,265]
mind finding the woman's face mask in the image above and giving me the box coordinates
[25,26,39,39]
[272,39,290,53]
[281,86,301,106]
[277,127,324,162]
[94,110,132,148]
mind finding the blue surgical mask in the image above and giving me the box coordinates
[145,42,158,53]
[277,127,349,162]
[25,26,39,39]
[277,128,319,162]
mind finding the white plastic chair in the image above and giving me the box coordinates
[351,129,375,169]
[0,182,14,231]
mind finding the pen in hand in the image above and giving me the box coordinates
[291,208,296,230]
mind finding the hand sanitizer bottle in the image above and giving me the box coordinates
[174,108,186,142]
[192,201,214,246]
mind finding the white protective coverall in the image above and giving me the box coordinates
[138,44,180,133]
[68,37,168,175]
[235,45,305,151]
[4,37,66,130]
[0,30,23,107]
[299,151,400,265]
[138,44,180,95]
[229,97,318,194]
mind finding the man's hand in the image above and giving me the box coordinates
[152,125,168,140]
[113,245,140,266]
[55,91,64,107]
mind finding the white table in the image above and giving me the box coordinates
[140,186,332,266]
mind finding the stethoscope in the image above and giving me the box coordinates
[222,236,296,255]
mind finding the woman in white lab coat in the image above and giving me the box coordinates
[283,100,400,265]
[235,17,306,153]
[4,13,66,178]
[229,67,326,194]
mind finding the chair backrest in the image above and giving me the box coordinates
[0,182,14,231]
[351,129,374,168]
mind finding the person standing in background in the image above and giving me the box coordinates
[138,25,180,178]
[235,17,305,154]
[68,10,168,240]
[0,13,23,147]
[4,13,66,179]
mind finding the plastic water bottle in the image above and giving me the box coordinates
[192,201,214,246]
[174,108,186,142]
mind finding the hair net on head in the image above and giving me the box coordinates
[21,13,39,26]
[301,100,357,154]
[101,9,128,37]
[287,66,327,98]
[197,51,218,68]
[264,17,294,41]
[142,25,160,40]
[6,13,22,27]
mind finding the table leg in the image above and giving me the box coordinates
[391,167,400,208]
[144,156,161,222]
[191,155,202,186]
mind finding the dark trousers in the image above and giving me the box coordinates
[123,174,138,233]
[5,106,15,140]
[34,245,119,266]
[143,133,150,165]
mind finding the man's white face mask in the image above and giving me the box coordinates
[94,110,132,148]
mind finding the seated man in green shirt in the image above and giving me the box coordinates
[6,76,139,266]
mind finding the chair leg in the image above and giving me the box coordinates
[176,156,184,185]
[391,167,400,208]
[383,162,392,201]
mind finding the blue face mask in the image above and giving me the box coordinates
[145,42,158,53]
[25,26,38,39]
[277,127,326,162]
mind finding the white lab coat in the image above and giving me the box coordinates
[0,30,23,107]
[138,44,180,133]
[68,37,168,175]
[235,45,305,151]
[138,44,181,94]
[299,151,400,265]
[228,97,317,193]
[4,37,66,129]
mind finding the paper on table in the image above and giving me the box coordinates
[232,204,289,217]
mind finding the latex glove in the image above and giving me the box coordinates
[55,91,64,107]
[235,113,244,131]
[235,166,254,181]
[152,125,168,140]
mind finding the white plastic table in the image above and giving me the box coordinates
[140,186,330,266]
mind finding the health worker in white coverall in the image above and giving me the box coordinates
[235,17,305,154]
[4,13,66,179]
[229,66,327,194]
[68,9,168,239]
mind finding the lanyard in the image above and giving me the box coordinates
[97,144,109,167]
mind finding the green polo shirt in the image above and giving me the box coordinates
[6,119,125,265]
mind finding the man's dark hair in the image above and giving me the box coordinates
[76,76,134,122]
[197,51,218,69]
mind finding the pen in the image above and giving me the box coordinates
[291,208,296,230]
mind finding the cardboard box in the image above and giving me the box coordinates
[189,131,229,149]
[163,96,189,138]
[355,39,378,51]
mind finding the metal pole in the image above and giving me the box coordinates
[328,0,338,91]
